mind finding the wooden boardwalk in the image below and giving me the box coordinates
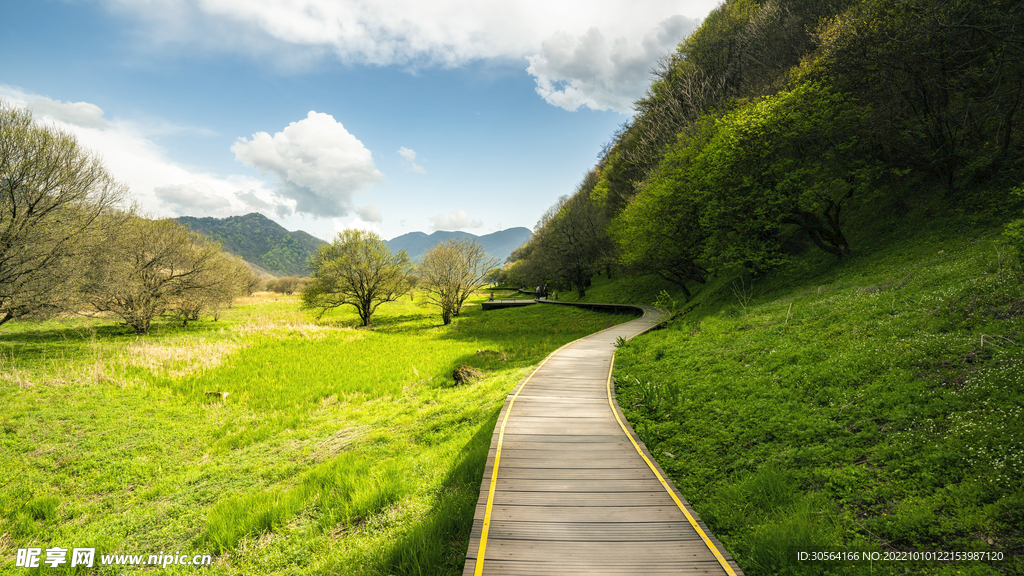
[465,303,744,575]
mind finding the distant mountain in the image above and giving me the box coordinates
[176,213,531,275]
[176,213,326,277]
[386,227,532,262]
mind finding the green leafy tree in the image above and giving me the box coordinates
[693,83,875,271]
[611,167,708,300]
[302,230,412,326]
[811,0,1024,195]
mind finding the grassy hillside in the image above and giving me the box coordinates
[0,293,632,574]
[565,210,1023,574]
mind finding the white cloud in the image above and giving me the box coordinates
[332,216,381,236]
[99,0,718,114]
[527,15,699,113]
[429,209,483,231]
[398,147,416,162]
[232,111,384,218]
[0,84,293,218]
[356,202,383,223]
[26,97,111,130]
[398,146,426,174]
[154,182,232,214]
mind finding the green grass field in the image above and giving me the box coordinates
[0,292,633,574]
[579,216,1024,575]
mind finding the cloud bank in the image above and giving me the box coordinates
[232,111,384,218]
[1,84,291,218]
[100,0,717,114]
[527,16,700,112]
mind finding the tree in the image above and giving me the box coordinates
[267,276,302,294]
[84,216,240,333]
[545,184,611,298]
[166,252,253,326]
[812,0,1024,195]
[301,229,412,326]
[418,239,497,325]
[692,83,875,271]
[611,170,709,301]
[0,102,126,327]
[237,262,266,296]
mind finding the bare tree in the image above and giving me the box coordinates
[418,239,497,325]
[167,252,253,326]
[83,217,235,333]
[237,261,266,296]
[301,229,413,326]
[267,276,302,294]
[0,102,127,327]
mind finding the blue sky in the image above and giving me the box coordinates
[1,0,721,241]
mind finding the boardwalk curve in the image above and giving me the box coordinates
[464,302,744,575]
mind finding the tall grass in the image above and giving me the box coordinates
[0,291,633,575]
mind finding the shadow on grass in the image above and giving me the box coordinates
[381,408,500,576]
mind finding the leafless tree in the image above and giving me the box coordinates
[83,217,236,333]
[0,101,127,327]
[418,239,497,325]
[167,252,253,325]
[267,276,302,295]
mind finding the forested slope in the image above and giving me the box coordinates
[505,0,1024,297]
[501,0,1024,573]
[177,213,326,277]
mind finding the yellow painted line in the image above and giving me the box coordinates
[473,338,575,576]
[605,357,738,576]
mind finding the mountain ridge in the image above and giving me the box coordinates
[176,213,326,277]
[176,213,531,276]
[385,227,532,262]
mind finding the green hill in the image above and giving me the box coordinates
[176,213,326,277]
[557,206,1024,575]
[500,0,1024,573]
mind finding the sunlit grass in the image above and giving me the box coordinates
[611,224,1024,575]
[0,290,633,574]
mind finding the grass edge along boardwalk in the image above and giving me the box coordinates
[464,302,744,575]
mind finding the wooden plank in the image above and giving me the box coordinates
[470,520,705,541]
[495,433,627,443]
[473,504,697,523]
[485,457,650,469]
[466,559,728,576]
[473,540,720,561]
[484,491,679,507]
[498,440,632,450]
[489,467,658,480]
[493,478,667,492]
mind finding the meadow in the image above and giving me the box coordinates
[572,215,1024,575]
[0,292,633,574]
